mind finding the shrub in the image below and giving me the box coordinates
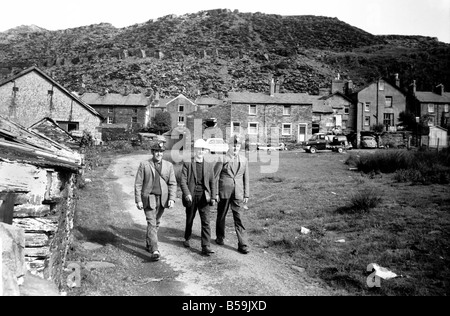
[337,189,382,214]
[351,149,450,184]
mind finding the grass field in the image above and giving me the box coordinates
[243,149,450,296]
[80,145,450,296]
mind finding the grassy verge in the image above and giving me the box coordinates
[246,150,450,296]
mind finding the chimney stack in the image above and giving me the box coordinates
[436,84,444,95]
[394,73,400,87]
[345,80,353,95]
[269,78,275,97]
[410,80,416,95]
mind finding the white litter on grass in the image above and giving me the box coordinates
[335,239,345,243]
[371,263,398,280]
[300,227,310,234]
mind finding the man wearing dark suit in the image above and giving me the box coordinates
[134,141,177,261]
[215,135,250,254]
[180,139,217,256]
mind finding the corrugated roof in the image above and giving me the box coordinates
[81,92,149,106]
[227,92,315,104]
[415,92,450,103]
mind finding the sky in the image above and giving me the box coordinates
[0,0,449,43]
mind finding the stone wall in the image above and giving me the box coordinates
[1,159,79,289]
[231,103,312,143]
[186,103,232,140]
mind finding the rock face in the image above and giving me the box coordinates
[0,10,449,98]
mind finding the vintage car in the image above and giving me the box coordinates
[360,136,378,148]
[205,138,229,154]
[302,133,352,153]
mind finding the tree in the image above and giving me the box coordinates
[398,111,417,131]
[148,111,172,135]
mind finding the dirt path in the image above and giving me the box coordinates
[71,153,338,296]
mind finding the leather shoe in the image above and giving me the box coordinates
[183,240,190,248]
[151,250,161,261]
[238,246,250,254]
[202,247,215,256]
[215,238,224,246]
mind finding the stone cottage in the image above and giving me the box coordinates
[80,91,151,130]
[0,115,82,290]
[0,66,103,140]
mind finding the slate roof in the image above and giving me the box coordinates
[29,117,80,150]
[227,92,315,104]
[166,94,196,106]
[194,96,226,106]
[0,66,103,119]
[0,115,82,171]
[80,92,149,107]
[414,92,450,103]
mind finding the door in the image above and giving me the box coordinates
[298,124,307,142]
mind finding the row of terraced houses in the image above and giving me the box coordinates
[0,66,449,148]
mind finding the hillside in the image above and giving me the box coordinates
[1,9,449,99]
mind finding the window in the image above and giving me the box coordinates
[57,121,79,132]
[131,117,138,123]
[107,117,113,124]
[364,116,370,126]
[344,106,349,114]
[108,107,113,113]
[249,105,257,115]
[379,80,385,91]
[383,113,394,127]
[12,87,19,92]
[231,122,241,135]
[428,104,435,113]
[133,108,138,114]
[178,116,185,123]
[385,96,393,107]
[47,90,53,96]
[282,123,292,136]
[445,104,449,113]
[178,105,184,112]
[365,102,370,112]
[248,122,258,135]
[283,106,291,116]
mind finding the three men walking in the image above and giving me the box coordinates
[135,135,250,261]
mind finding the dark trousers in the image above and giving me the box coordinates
[216,194,248,247]
[184,193,211,248]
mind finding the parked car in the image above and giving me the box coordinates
[302,133,352,153]
[205,138,229,154]
[360,136,377,148]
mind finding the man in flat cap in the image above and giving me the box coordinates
[134,140,177,261]
[214,135,250,254]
